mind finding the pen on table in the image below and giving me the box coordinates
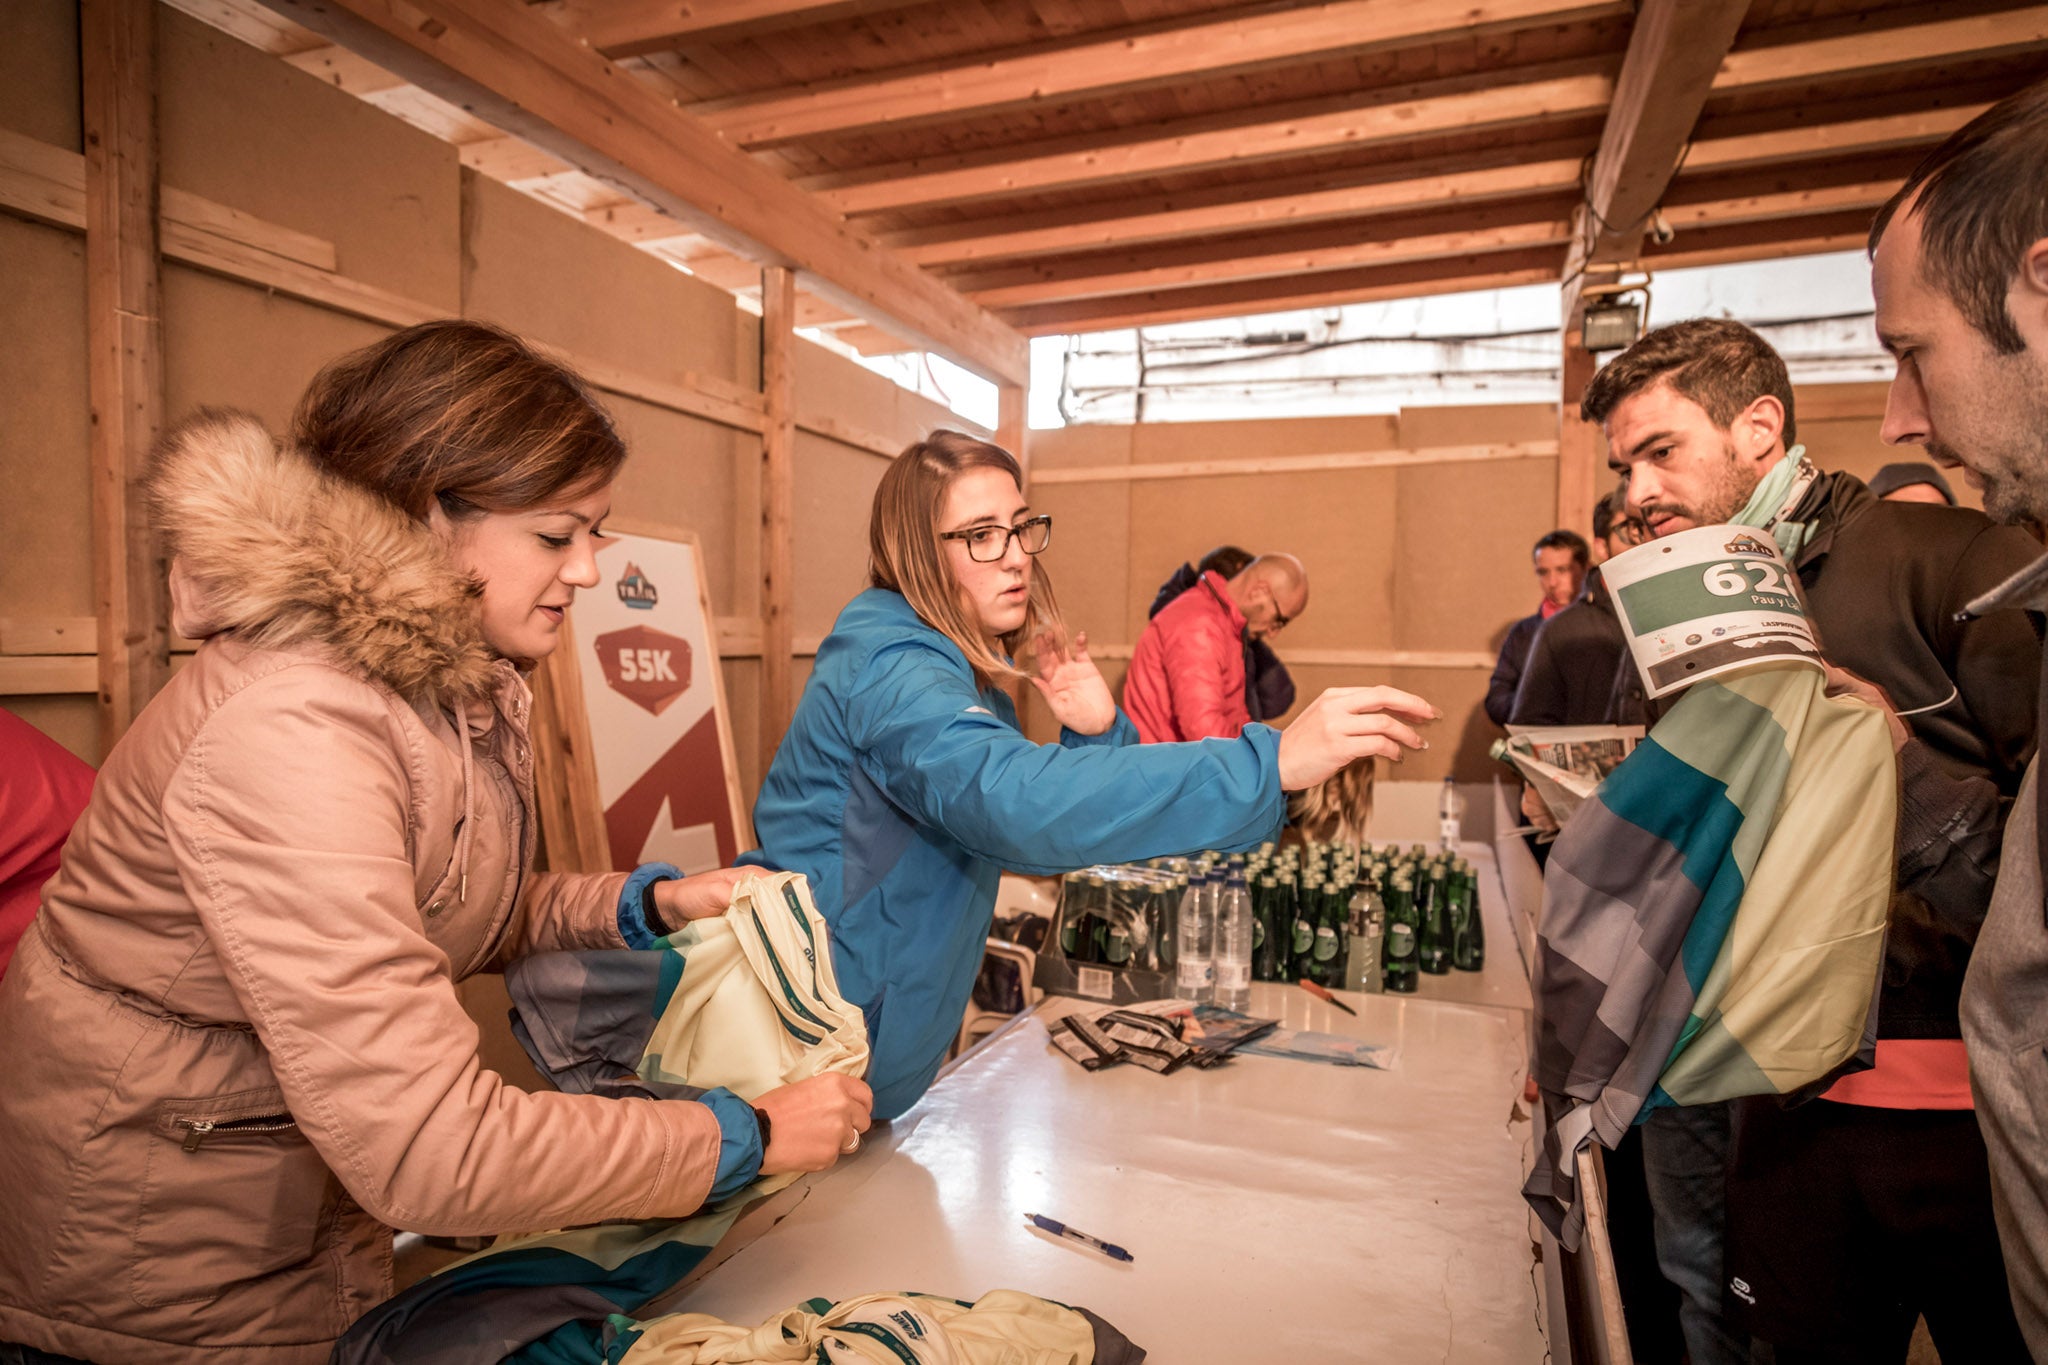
[1298,977,1358,1016]
[1026,1213,1134,1263]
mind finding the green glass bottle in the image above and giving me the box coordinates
[1451,861,1486,971]
[1255,874,1283,981]
[1058,873,1088,961]
[1290,879,1319,981]
[1417,860,1451,975]
[1310,880,1343,986]
[1382,872,1419,993]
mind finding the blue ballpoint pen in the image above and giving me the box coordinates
[1026,1212,1135,1263]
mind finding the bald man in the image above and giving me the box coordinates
[1122,554,1308,743]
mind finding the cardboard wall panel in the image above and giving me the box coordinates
[162,268,395,430]
[1028,423,1132,472]
[0,0,80,148]
[792,430,887,639]
[1130,413,1400,463]
[1,219,93,621]
[1394,454,1561,654]
[460,173,751,388]
[1033,480,1132,646]
[160,8,461,312]
[606,398,746,615]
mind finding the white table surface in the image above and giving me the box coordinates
[670,980,1545,1364]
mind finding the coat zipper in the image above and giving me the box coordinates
[176,1114,297,1152]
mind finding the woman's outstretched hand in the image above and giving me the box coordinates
[1276,687,1439,790]
[754,1074,874,1175]
[1030,628,1118,736]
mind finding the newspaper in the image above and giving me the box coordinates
[1496,724,1646,831]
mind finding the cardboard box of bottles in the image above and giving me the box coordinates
[1033,864,1181,1005]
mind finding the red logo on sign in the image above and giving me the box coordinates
[595,625,693,716]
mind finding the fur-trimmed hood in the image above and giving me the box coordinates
[148,409,498,704]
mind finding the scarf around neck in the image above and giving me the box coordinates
[1731,444,1820,561]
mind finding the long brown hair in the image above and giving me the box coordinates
[292,319,626,519]
[869,430,1061,688]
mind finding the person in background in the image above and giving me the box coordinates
[1510,494,1639,730]
[1587,317,2037,1365]
[1868,460,1958,506]
[1147,545,1295,722]
[0,712,94,979]
[737,432,1432,1120]
[1485,530,1588,727]
[1867,79,2048,1357]
[1122,551,1309,743]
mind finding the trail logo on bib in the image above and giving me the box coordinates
[596,624,693,716]
[615,562,659,610]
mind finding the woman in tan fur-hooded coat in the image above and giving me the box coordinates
[0,322,869,1365]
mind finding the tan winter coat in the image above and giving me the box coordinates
[0,413,723,1364]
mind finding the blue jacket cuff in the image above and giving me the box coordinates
[1060,709,1138,749]
[699,1086,765,1202]
[617,861,684,949]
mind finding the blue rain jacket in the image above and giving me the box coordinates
[742,588,1286,1118]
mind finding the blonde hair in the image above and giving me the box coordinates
[1288,758,1377,847]
[869,430,1061,688]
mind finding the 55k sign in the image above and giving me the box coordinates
[595,624,693,717]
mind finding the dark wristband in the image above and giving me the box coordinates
[641,877,671,936]
[752,1105,772,1151]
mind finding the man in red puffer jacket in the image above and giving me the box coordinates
[1122,554,1307,743]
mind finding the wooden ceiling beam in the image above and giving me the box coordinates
[1559,0,1749,328]
[563,0,928,57]
[249,0,1029,385]
[885,142,1594,269]
[884,96,1972,270]
[696,0,1625,147]
[1638,207,1880,271]
[457,134,575,182]
[1684,103,1991,174]
[811,5,2029,219]
[947,172,1898,310]
[999,247,1572,336]
[1717,5,2048,92]
[808,62,1620,217]
[950,200,1579,308]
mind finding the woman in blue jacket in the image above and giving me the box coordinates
[737,431,1435,1119]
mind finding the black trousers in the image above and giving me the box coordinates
[1725,1097,2029,1363]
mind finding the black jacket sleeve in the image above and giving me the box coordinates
[1893,522,2042,915]
[1487,615,1538,727]
[1509,618,1570,727]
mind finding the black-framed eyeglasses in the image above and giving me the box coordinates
[939,514,1053,563]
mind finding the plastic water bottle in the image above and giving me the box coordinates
[1175,871,1216,1002]
[1214,872,1254,1010]
[1438,777,1466,853]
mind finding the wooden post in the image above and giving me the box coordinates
[996,382,1027,484]
[82,0,169,753]
[1557,332,1601,537]
[759,266,797,780]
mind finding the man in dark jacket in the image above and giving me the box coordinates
[1867,80,2048,1355]
[1485,529,1589,725]
[1586,317,2038,1365]
[1511,493,1639,729]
